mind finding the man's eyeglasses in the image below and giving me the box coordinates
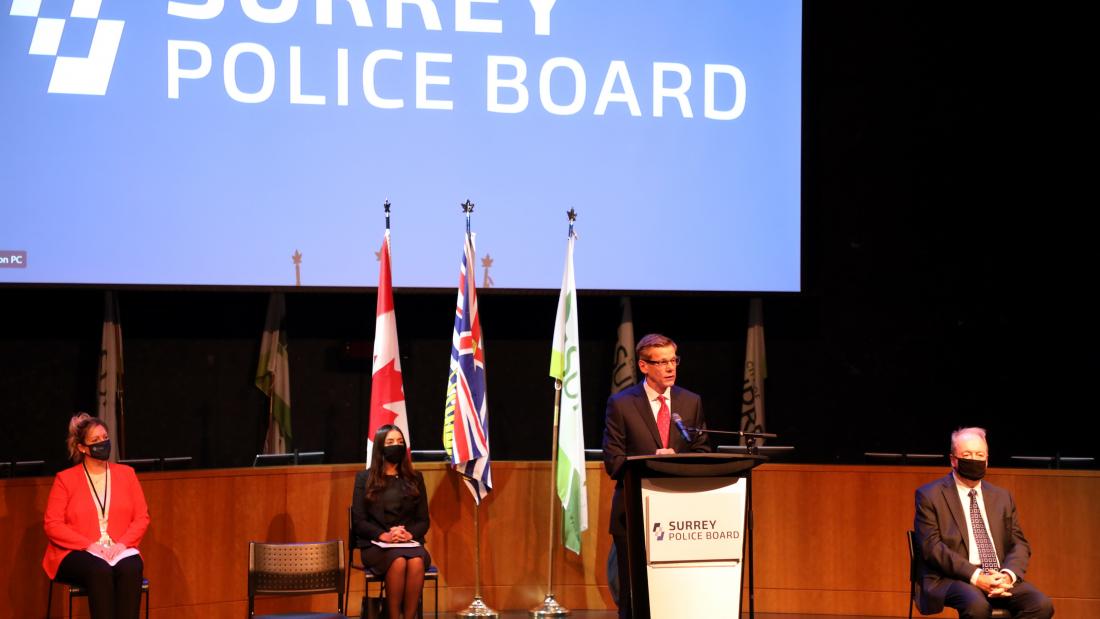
[641,357,681,368]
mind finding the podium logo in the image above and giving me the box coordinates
[9,0,124,95]
[652,522,666,541]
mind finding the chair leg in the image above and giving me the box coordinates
[145,584,150,619]
[67,588,73,619]
[45,580,53,619]
[344,560,352,616]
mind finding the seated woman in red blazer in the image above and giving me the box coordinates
[351,424,431,619]
[43,413,150,619]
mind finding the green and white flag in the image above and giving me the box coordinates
[550,231,588,554]
[256,293,291,454]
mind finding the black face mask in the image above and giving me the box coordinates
[382,444,406,465]
[86,439,112,462]
[955,457,986,481]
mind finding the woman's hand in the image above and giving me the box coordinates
[380,526,413,543]
[104,543,127,561]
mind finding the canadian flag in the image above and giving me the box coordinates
[367,231,409,466]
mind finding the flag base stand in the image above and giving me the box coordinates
[529,593,570,617]
[456,595,499,618]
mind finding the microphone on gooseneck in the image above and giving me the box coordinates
[671,413,692,443]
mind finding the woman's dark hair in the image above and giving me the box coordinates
[364,424,420,500]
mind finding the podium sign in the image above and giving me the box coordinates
[640,477,747,618]
[645,479,745,563]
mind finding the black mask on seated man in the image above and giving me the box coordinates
[955,457,986,481]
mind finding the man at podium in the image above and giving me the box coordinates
[603,333,711,619]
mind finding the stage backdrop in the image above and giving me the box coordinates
[1,0,801,292]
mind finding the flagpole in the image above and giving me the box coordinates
[455,200,499,619]
[532,211,578,618]
[456,495,499,617]
[475,499,481,598]
[529,380,569,618]
[549,382,562,600]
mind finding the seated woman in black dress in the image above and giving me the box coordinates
[351,424,431,619]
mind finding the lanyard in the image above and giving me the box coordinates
[82,461,109,518]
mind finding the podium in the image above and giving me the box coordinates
[622,453,767,619]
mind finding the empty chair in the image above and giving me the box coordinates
[248,540,345,619]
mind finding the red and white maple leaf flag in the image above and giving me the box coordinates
[367,230,409,466]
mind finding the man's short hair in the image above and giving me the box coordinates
[636,333,677,360]
[950,426,988,456]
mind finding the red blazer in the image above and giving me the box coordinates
[42,463,150,579]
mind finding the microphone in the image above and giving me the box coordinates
[671,413,693,443]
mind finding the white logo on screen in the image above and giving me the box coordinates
[9,0,124,96]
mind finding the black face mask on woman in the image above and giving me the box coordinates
[955,457,986,481]
[382,444,407,464]
[86,439,112,462]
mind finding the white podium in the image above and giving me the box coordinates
[622,454,766,619]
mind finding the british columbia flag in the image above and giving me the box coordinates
[443,231,492,503]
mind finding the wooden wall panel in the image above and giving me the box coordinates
[3,463,1097,619]
[1008,472,1100,598]
[748,465,1100,617]
[141,471,288,606]
[1,479,52,618]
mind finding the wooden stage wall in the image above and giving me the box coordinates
[2,463,1097,618]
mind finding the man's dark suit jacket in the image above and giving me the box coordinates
[603,382,710,536]
[913,473,1032,615]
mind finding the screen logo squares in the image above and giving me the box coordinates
[9,0,124,95]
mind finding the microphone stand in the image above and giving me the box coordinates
[688,428,777,454]
[685,427,777,619]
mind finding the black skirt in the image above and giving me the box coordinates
[359,542,432,576]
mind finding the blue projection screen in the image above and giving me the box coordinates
[1,0,801,291]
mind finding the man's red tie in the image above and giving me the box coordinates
[657,395,670,448]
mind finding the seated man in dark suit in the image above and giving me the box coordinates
[603,333,710,619]
[913,427,1054,619]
